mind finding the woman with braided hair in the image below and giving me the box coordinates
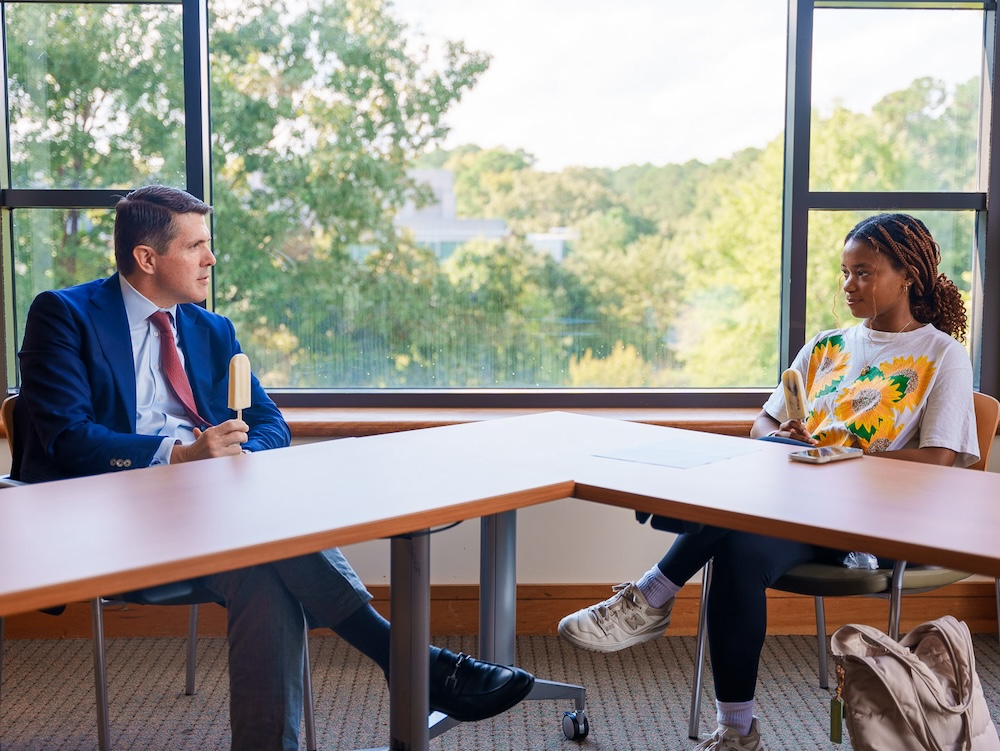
[859,213,968,343]
[557,213,979,751]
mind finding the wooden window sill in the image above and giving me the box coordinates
[280,407,761,439]
[0,407,761,442]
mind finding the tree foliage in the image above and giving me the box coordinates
[6,3,185,303]
[4,2,981,389]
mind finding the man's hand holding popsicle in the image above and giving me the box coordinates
[170,354,253,463]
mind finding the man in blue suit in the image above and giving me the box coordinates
[15,185,533,751]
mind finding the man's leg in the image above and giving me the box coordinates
[269,547,535,722]
[268,548,375,631]
[267,547,400,672]
[203,565,307,751]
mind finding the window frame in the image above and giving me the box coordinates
[1,0,997,407]
[782,0,1000,401]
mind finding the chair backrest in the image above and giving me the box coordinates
[969,391,1000,472]
[2,394,16,455]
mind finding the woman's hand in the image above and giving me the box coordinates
[769,419,818,445]
[751,411,816,444]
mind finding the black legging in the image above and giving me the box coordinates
[657,526,828,701]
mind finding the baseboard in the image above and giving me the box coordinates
[4,581,997,639]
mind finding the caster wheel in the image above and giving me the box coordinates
[562,710,589,740]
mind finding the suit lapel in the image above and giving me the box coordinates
[88,275,139,431]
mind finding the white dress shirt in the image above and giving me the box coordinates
[119,275,197,465]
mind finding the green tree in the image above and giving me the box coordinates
[453,164,620,235]
[351,242,457,387]
[669,143,785,386]
[209,0,491,383]
[6,0,981,394]
[445,237,579,386]
[435,146,535,217]
[564,210,683,370]
[671,76,979,387]
[610,160,712,231]
[6,4,186,303]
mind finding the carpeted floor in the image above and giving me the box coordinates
[3,633,1000,750]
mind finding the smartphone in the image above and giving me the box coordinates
[788,446,864,464]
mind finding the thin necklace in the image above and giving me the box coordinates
[859,317,914,377]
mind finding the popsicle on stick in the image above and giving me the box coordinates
[228,353,252,421]
[781,368,810,421]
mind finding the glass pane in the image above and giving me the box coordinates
[806,211,974,349]
[210,0,788,389]
[6,3,186,190]
[810,8,982,192]
[10,209,117,359]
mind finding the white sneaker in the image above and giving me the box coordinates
[692,718,767,751]
[557,582,673,652]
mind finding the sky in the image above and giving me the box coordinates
[388,1,984,171]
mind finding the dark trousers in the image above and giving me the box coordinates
[203,548,372,751]
[657,527,822,701]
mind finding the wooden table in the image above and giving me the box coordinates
[0,423,580,751]
[492,412,1000,577]
[2,411,998,749]
[0,432,574,615]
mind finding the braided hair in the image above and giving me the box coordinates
[844,213,967,341]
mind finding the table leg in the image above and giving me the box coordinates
[374,512,591,749]
[479,510,517,665]
[389,532,430,751]
[479,511,589,740]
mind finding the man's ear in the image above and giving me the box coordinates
[132,244,158,275]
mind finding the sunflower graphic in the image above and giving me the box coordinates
[815,424,862,449]
[866,420,906,454]
[834,373,906,437]
[805,406,832,438]
[881,355,935,413]
[807,335,851,399]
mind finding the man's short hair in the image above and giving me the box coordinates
[114,186,212,275]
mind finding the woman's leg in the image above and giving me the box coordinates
[559,526,733,651]
[635,525,734,607]
[704,531,817,731]
[655,525,733,587]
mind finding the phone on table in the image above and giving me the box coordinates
[788,446,863,464]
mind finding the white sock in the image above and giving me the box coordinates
[635,566,680,608]
[717,699,754,737]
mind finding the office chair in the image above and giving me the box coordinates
[686,391,1000,738]
[0,394,317,751]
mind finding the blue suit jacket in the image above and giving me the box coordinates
[15,274,290,483]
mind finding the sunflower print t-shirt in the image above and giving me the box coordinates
[762,323,979,467]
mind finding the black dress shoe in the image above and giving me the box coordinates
[428,648,535,721]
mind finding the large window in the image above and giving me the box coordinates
[781,0,998,397]
[2,0,998,404]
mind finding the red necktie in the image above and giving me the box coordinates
[149,311,212,429]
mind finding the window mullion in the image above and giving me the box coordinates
[780,0,814,371]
